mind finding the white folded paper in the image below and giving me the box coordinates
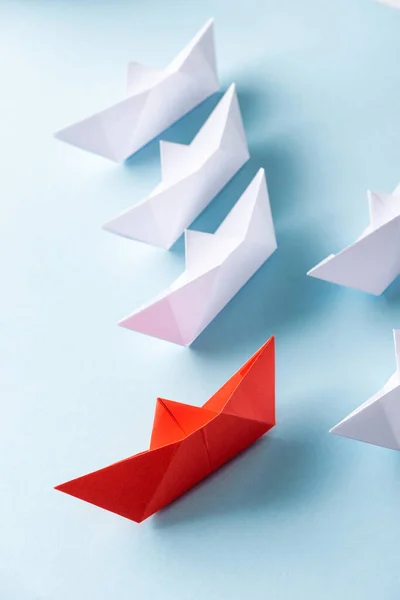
[308,184,400,295]
[118,168,277,346]
[330,330,400,450]
[54,19,219,162]
[103,84,249,249]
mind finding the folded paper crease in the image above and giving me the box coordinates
[103,84,250,249]
[55,19,219,163]
[308,184,400,295]
[55,337,275,522]
[118,168,277,345]
[330,330,400,450]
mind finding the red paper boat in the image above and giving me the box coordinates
[55,337,275,522]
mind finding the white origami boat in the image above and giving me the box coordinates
[118,168,277,346]
[308,184,400,295]
[331,330,400,450]
[55,19,219,162]
[103,84,249,249]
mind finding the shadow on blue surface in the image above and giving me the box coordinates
[187,135,339,356]
[122,92,223,170]
[117,82,341,357]
[152,396,340,528]
[121,81,270,170]
[382,276,400,311]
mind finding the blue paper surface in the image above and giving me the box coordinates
[1,0,400,598]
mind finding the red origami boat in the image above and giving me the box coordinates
[55,336,275,522]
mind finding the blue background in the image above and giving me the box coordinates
[1,0,400,598]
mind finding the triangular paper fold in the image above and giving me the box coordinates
[55,19,219,163]
[118,169,277,346]
[330,330,400,450]
[308,185,400,295]
[103,84,250,249]
[150,399,186,449]
[157,399,217,435]
[55,337,276,522]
